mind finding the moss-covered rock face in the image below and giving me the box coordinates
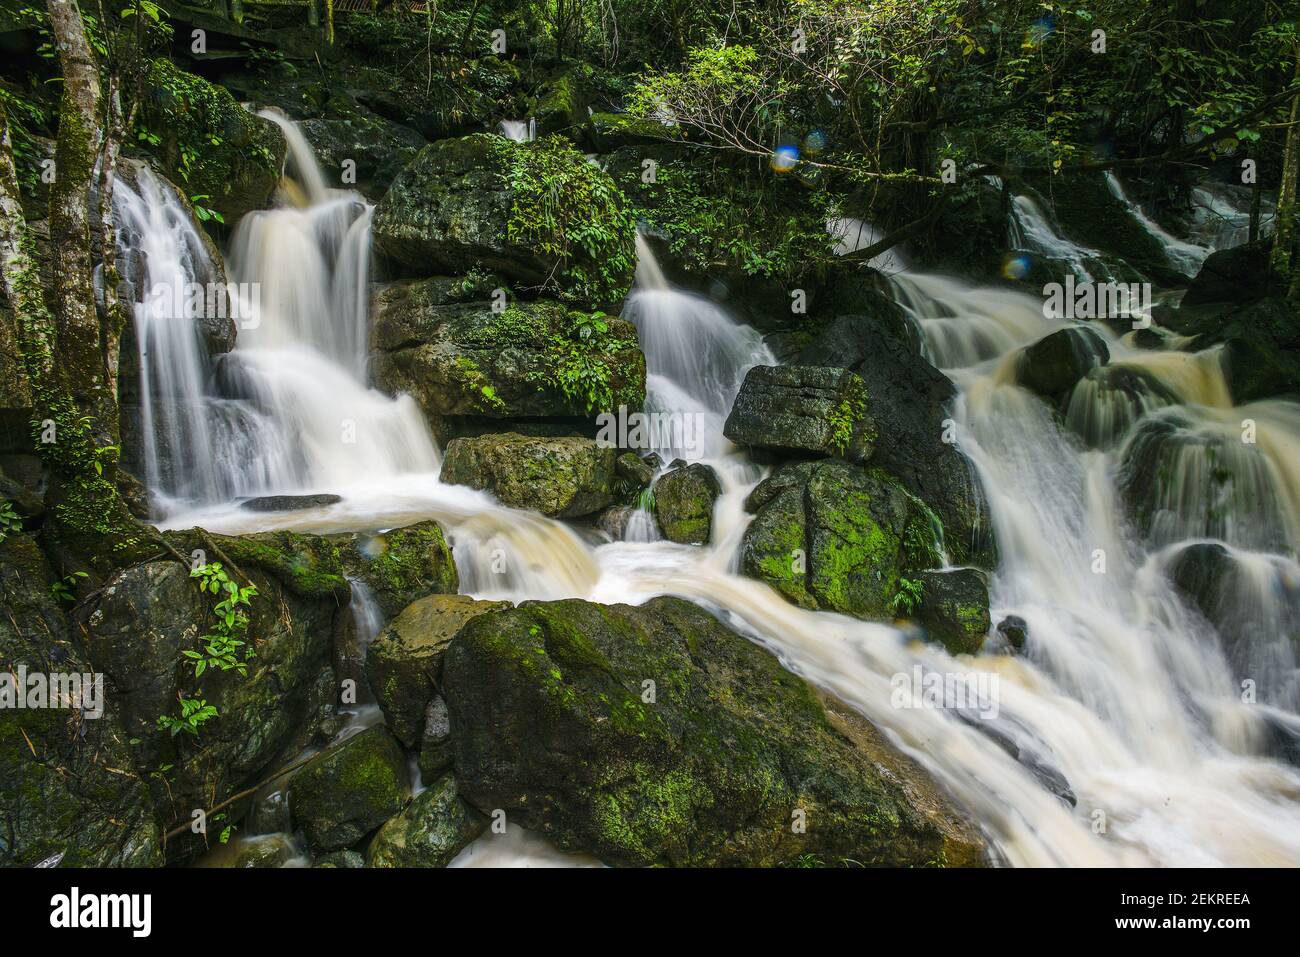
[0,534,162,867]
[741,460,943,620]
[370,285,646,435]
[372,133,636,304]
[724,365,876,463]
[368,773,487,868]
[299,106,426,200]
[139,59,287,224]
[796,285,997,568]
[441,432,619,518]
[442,596,985,867]
[652,463,721,545]
[288,725,408,853]
[915,569,992,656]
[366,594,511,747]
[335,520,459,620]
[79,529,350,845]
[1016,326,1111,403]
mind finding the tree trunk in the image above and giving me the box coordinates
[1270,43,1300,291]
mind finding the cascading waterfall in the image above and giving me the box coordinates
[153,114,1300,866]
[1103,171,1210,278]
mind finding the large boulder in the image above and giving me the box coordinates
[443,597,985,866]
[79,529,351,843]
[299,104,426,200]
[371,283,646,437]
[441,432,619,518]
[288,725,408,853]
[139,59,286,224]
[740,460,943,621]
[1,534,162,867]
[1182,241,1279,309]
[1168,292,1300,402]
[724,365,875,463]
[914,569,992,656]
[372,133,636,304]
[1015,326,1111,402]
[652,463,721,545]
[368,774,487,867]
[797,289,996,567]
[365,594,511,747]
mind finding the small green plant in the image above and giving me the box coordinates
[189,195,225,225]
[50,571,89,603]
[184,563,257,678]
[157,696,218,737]
[0,501,22,542]
[889,577,925,616]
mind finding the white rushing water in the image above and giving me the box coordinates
[133,118,1300,866]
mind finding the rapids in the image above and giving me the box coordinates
[137,119,1300,866]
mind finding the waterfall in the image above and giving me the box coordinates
[1103,172,1210,278]
[160,114,1300,867]
[497,118,536,143]
[123,111,440,520]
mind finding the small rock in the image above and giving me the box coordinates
[240,493,342,512]
[615,451,655,488]
[996,615,1029,652]
[418,695,454,782]
[652,464,721,545]
[916,569,991,656]
[368,774,487,868]
[1016,327,1110,401]
[313,849,365,868]
[288,725,408,853]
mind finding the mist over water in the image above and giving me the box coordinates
[131,119,1300,866]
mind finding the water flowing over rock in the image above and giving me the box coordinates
[1016,326,1111,403]
[724,365,876,463]
[443,597,986,867]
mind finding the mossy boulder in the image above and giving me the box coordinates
[299,105,426,200]
[140,59,286,224]
[1016,326,1111,402]
[442,596,985,866]
[335,520,459,620]
[365,594,511,747]
[652,463,721,545]
[1,534,162,867]
[588,111,682,152]
[288,725,408,853]
[372,133,635,303]
[79,529,350,843]
[724,365,876,463]
[368,774,487,867]
[914,569,991,656]
[371,284,646,437]
[796,286,996,568]
[441,432,619,518]
[740,460,942,621]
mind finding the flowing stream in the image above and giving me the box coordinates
[129,121,1300,866]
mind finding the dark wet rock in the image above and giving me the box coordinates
[443,596,986,866]
[299,105,426,200]
[1183,241,1278,308]
[652,463,721,545]
[1168,293,1300,402]
[1,534,163,867]
[313,849,365,868]
[740,460,943,621]
[370,284,645,436]
[915,569,991,656]
[368,773,487,868]
[1016,326,1110,401]
[240,493,342,512]
[1063,364,1180,449]
[615,451,655,489]
[441,432,619,518]
[79,529,351,846]
[724,365,875,463]
[231,835,297,868]
[365,594,510,748]
[996,615,1029,652]
[797,294,996,568]
[288,725,408,853]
